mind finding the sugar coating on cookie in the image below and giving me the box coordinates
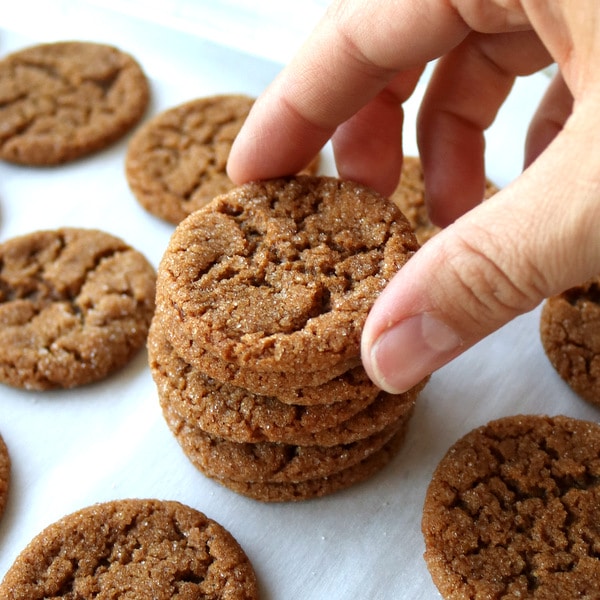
[540,276,600,406]
[0,498,259,599]
[126,95,320,224]
[0,432,10,522]
[422,414,600,599]
[0,228,156,390]
[0,41,149,165]
[157,176,419,373]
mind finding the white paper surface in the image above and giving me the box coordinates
[1,3,596,599]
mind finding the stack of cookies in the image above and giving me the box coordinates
[149,176,427,501]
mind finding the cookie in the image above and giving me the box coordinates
[0,498,258,599]
[390,156,499,244]
[540,275,600,406]
[153,304,361,397]
[163,399,406,483]
[156,176,419,373]
[0,41,149,165]
[126,95,320,224]
[0,228,156,390]
[212,422,410,502]
[159,360,422,446]
[149,321,381,439]
[0,432,10,522]
[422,414,600,599]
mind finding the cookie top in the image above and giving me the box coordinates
[540,275,600,406]
[390,156,499,244]
[126,95,320,224]
[0,41,149,165]
[126,95,254,224]
[0,432,10,522]
[422,414,600,599]
[0,498,258,599]
[157,176,419,373]
[0,228,156,390]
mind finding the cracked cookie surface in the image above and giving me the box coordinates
[540,275,600,406]
[126,95,319,224]
[156,176,419,373]
[0,228,156,389]
[0,41,149,165]
[0,498,258,599]
[422,414,600,599]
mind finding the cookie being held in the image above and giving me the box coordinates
[0,41,149,165]
[0,228,156,390]
[0,498,259,599]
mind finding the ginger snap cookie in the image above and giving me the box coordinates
[0,432,10,522]
[212,422,411,502]
[163,400,405,484]
[126,95,320,224]
[390,156,499,244]
[156,176,419,373]
[0,228,156,390]
[540,276,600,406]
[0,498,259,599]
[422,414,600,599]
[0,41,149,165]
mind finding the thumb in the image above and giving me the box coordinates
[361,102,600,393]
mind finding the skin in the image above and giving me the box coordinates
[227,0,600,394]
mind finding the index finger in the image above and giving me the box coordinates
[227,0,472,184]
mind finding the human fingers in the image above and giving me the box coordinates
[361,98,600,394]
[524,72,573,168]
[227,0,476,186]
[417,29,553,228]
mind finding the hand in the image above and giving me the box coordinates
[227,0,600,393]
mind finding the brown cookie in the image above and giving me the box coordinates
[390,156,499,244]
[540,276,600,406]
[0,228,156,390]
[422,414,600,599]
[212,423,410,502]
[149,321,382,441]
[126,95,320,224]
[0,41,149,165]
[156,176,419,373]
[0,498,258,599]
[0,432,10,522]
[162,398,406,484]
[159,356,422,446]
[153,304,361,398]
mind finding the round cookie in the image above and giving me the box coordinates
[0,41,149,165]
[0,498,258,599]
[162,398,406,484]
[0,432,10,522]
[126,95,320,224]
[156,176,419,373]
[540,275,600,406]
[153,304,360,397]
[212,423,410,502]
[422,414,600,599]
[149,321,381,441]
[0,228,156,390]
[390,156,499,244]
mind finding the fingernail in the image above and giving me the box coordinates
[368,313,463,393]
